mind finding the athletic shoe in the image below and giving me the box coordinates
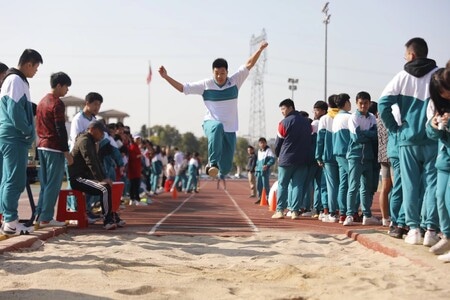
[405,228,422,245]
[437,252,450,262]
[285,211,292,217]
[389,226,408,239]
[312,213,320,219]
[382,217,391,227]
[430,237,450,255]
[271,211,284,219]
[254,199,261,205]
[343,216,354,226]
[362,216,381,226]
[318,212,325,221]
[39,219,67,228]
[339,215,346,224]
[1,220,34,235]
[206,165,219,177]
[112,212,126,227]
[291,211,299,220]
[301,211,312,217]
[131,200,148,206]
[423,230,440,247]
[323,214,338,223]
[353,213,363,223]
[103,221,117,230]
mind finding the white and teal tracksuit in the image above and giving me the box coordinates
[379,58,439,230]
[332,110,352,216]
[426,119,450,238]
[256,146,275,200]
[183,66,249,176]
[0,72,35,222]
[346,110,377,217]
[316,108,340,214]
[386,105,405,227]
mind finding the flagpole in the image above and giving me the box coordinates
[147,60,151,138]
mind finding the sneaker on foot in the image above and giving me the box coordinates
[389,226,408,239]
[339,215,346,224]
[318,212,325,221]
[405,228,422,245]
[437,251,450,262]
[382,217,391,227]
[343,216,354,226]
[39,219,67,228]
[132,200,148,206]
[285,211,292,217]
[362,216,381,226]
[206,165,219,177]
[1,220,34,235]
[423,230,440,247]
[430,236,450,255]
[271,211,284,219]
[112,212,126,228]
[103,221,117,230]
[324,214,338,223]
[291,211,299,220]
[301,211,312,217]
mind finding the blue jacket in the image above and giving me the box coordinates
[316,108,339,163]
[426,120,450,172]
[274,110,312,167]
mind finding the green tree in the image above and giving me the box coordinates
[180,132,200,154]
[149,124,181,149]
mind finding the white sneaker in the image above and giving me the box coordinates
[301,211,313,217]
[39,219,67,228]
[430,237,450,255]
[271,211,284,219]
[291,211,299,220]
[132,200,148,206]
[322,214,338,223]
[405,228,422,245]
[382,217,391,227]
[318,212,325,221]
[437,252,450,262]
[423,230,440,247]
[1,220,34,235]
[343,216,354,226]
[362,216,381,226]
[285,211,292,217]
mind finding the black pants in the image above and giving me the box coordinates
[70,178,113,221]
[129,178,141,201]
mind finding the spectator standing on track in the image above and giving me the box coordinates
[254,137,275,205]
[246,145,257,198]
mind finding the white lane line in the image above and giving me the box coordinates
[148,193,195,235]
[224,189,259,233]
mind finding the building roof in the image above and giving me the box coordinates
[97,109,130,118]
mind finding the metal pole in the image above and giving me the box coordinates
[324,21,327,102]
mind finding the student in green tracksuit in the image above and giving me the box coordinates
[0,49,43,235]
[379,37,439,246]
[427,65,450,262]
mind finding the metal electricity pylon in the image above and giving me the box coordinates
[248,29,267,144]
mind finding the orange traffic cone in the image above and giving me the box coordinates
[172,188,178,199]
[269,190,277,211]
[260,188,268,206]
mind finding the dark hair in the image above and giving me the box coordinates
[258,137,267,143]
[212,58,228,71]
[107,123,117,130]
[247,145,254,150]
[314,100,328,111]
[279,98,295,110]
[369,101,378,115]
[356,91,371,101]
[299,111,309,118]
[327,94,338,108]
[50,72,71,88]
[0,62,8,73]
[335,93,350,108]
[85,92,103,103]
[430,68,450,115]
[405,37,428,58]
[18,49,43,66]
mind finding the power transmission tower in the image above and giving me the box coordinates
[248,29,267,144]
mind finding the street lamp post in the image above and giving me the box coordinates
[322,2,331,101]
[288,78,299,100]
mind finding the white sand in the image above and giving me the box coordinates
[0,231,449,300]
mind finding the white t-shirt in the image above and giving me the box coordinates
[183,65,249,132]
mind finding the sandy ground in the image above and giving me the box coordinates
[0,231,449,300]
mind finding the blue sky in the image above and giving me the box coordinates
[1,0,449,139]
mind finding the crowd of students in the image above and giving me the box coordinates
[263,37,450,263]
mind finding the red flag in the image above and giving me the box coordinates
[146,65,152,84]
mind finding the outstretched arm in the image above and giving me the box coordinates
[246,41,269,70]
[158,66,184,92]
